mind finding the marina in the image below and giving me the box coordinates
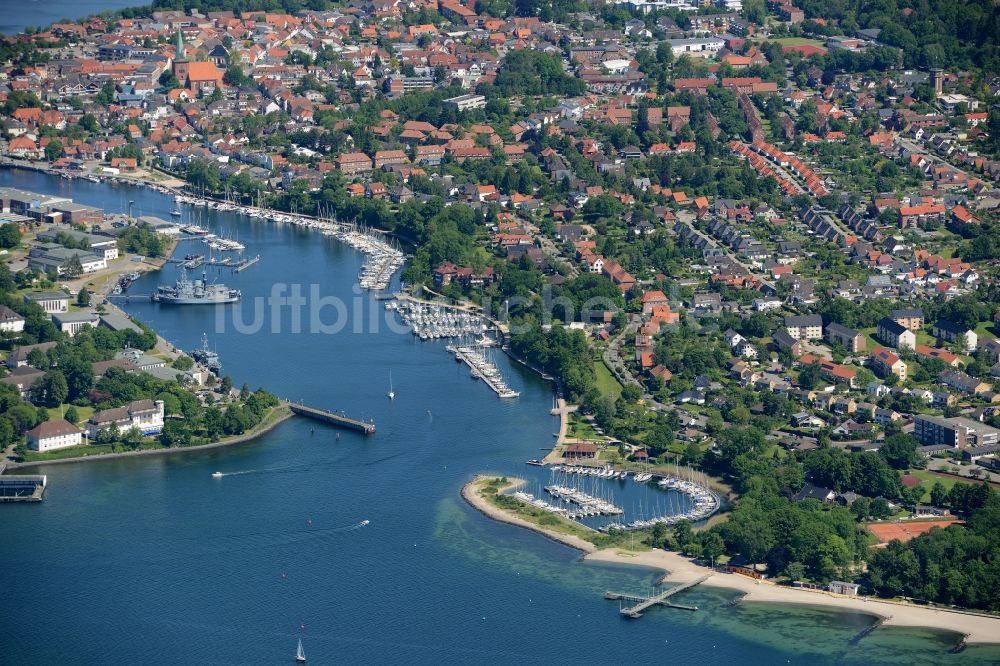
[505,464,723,531]
[388,300,490,340]
[175,194,404,291]
[544,485,624,517]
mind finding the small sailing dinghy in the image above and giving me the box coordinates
[295,637,306,663]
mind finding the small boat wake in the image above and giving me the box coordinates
[210,464,304,478]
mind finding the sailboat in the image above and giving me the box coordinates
[295,637,306,663]
[388,371,395,400]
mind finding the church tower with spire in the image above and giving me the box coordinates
[172,29,189,85]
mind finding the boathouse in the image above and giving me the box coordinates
[564,442,598,459]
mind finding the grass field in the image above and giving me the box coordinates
[906,468,980,502]
[594,360,623,399]
[771,37,825,46]
[567,412,606,440]
[975,320,997,342]
[46,405,95,425]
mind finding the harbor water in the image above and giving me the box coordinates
[1,168,999,665]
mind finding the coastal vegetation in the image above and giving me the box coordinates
[867,486,1000,610]
[475,476,646,551]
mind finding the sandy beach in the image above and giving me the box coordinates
[463,476,1000,646]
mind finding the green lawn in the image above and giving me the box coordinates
[594,360,623,399]
[19,440,165,463]
[771,37,825,46]
[975,320,997,342]
[567,412,606,440]
[906,468,978,502]
[46,405,95,425]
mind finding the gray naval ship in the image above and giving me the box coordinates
[154,269,240,304]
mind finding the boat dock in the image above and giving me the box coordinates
[234,255,261,272]
[288,402,376,434]
[0,475,47,502]
[605,574,713,618]
[165,256,258,271]
[452,345,519,398]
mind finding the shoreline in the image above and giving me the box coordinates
[461,476,1000,646]
[6,405,293,470]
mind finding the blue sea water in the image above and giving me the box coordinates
[1,0,141,36]
[0,168,999,665]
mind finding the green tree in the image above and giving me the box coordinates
[0,223,21,248]
[44,140,63,161]
[701,532,725,565]
[879,433,919,470]
[95,81,115,105]
[63,254,83,278]
[930,481,949,507]
[41,369,68,407]
[76,288,90,307]
[159,71,179,90]
[620,384,642,403]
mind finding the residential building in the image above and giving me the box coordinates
[784,314,823,340]
[0,305,25,333]
[826,323,866,353]
[931,319,977,352]
[914,415,1000,448]
[876,317,915,349]
[25,419,82,452]
[871,347,906,380]
[892,308,924,330]
[336,152,373,175]
[444,94,486,112]
[938,369,990,395]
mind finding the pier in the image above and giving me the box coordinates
[453,345,519,398]
[165,255,259,271]
[0,475,47,502]
[234,255,261,272]
[288,402,376,435]
[605,574,713,618]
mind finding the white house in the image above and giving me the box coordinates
[85,399,165,438]
[0,305,25,333]
[26,419,82,451]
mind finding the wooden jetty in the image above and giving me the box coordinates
[605,574,713,618]
[288,402,376,435]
